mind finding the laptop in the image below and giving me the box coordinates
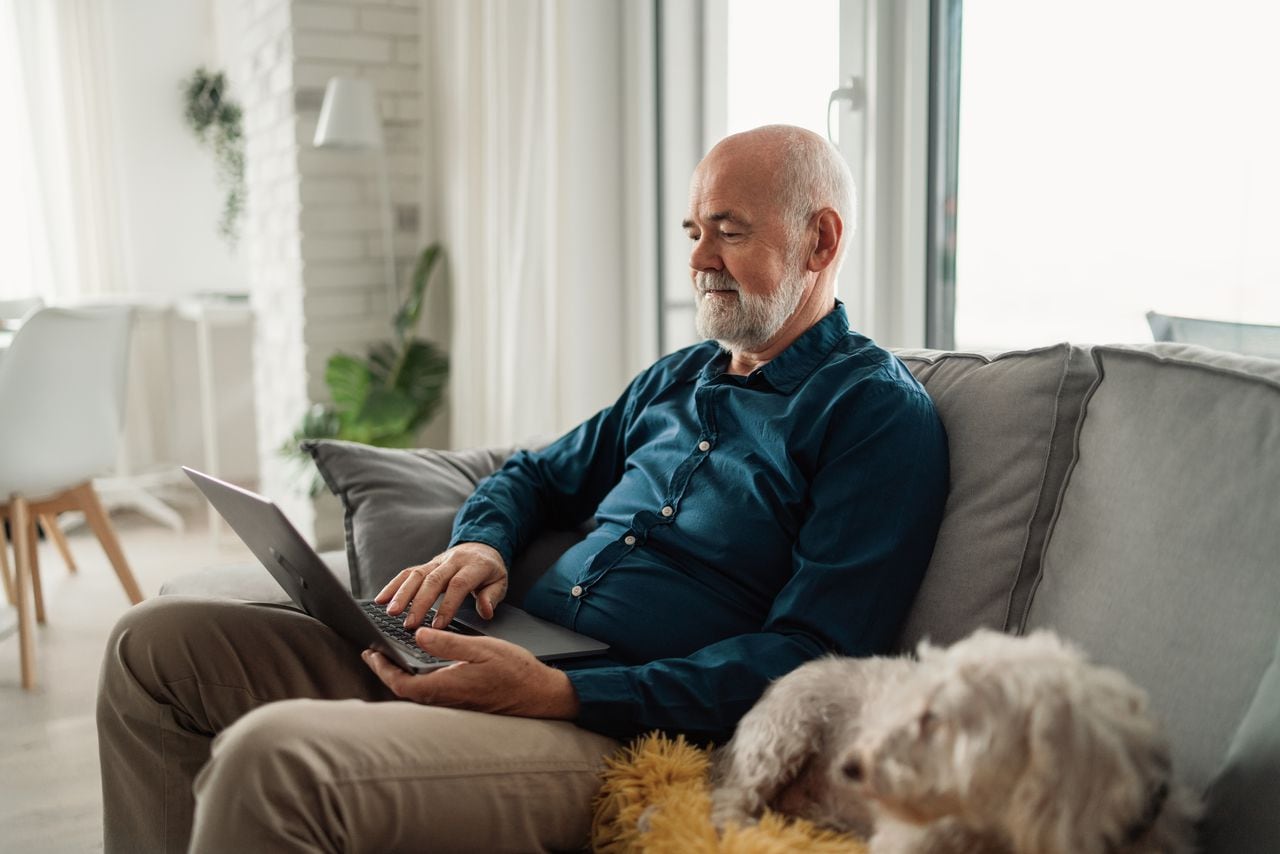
[183,467,609,674]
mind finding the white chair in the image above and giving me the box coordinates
[0,297,84,579]
[0,296,43,366]
[0,296,44,325]
[0,306,144,690]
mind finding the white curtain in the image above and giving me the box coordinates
[422,0,653,448]
[0,0,127,302]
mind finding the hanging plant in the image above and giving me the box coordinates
[182,67,246,246]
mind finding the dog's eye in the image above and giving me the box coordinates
[918,710,937,736]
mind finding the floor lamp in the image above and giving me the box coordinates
[313,77,398,310]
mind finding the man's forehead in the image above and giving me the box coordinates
[686,149,777,223]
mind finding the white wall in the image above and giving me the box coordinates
[97,0,259,483]
[101,0,249,297]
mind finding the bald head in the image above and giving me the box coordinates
[698,125,856,270]
[683,125,854,362]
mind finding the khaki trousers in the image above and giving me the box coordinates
[97,596,620,853]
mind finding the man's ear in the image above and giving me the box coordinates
[805,208,843,273]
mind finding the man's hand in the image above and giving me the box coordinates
[362,630,581,720]
[375,542,508,630]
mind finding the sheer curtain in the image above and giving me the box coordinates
[0,0,126,302]
[422,0,651,448]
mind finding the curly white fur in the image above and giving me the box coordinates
[711,629,1200,853]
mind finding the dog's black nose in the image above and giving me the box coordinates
[841,758,863,781]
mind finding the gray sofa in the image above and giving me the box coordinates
[163,341,1280,852]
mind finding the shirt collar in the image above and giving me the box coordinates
[699,301,851,394]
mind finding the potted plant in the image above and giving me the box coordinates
[283,244,449,493]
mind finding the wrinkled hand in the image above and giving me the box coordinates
[362,629,581,720]
[375,542,508,630]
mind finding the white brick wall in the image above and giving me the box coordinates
[231,0,426,547]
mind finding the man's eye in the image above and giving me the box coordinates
[720,231,741,239]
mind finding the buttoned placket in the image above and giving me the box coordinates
[563,383,723,617]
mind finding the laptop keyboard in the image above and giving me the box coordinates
[361,602,447,665]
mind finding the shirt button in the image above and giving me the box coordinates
[698,440,711,452]
[661,505,674,517]
[624,535,637,546]
[570,585,584,598]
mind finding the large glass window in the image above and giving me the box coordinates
[723,0,839,137]
[952,0,1280,348]
[665,0,840,354]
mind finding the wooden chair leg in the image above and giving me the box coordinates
[26,512,45,625]
[73,483,143,605]
[12,497,38,691]
[41,513,77,574]
[0,519,14,606]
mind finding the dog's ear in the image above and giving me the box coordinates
[1008,675,1167,854]
[914,636,940,662]
[1007,691,1089,852]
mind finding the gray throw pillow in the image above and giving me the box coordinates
[305,439,592,603]
[892,345,1096,649]
[305,440,518,598]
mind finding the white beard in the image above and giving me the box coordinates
[694,264,808,353]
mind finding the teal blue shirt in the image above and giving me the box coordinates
[450,302,948,742]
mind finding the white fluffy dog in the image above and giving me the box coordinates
[711,629,1200,853]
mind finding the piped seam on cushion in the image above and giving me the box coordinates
[1011,347,1108,634]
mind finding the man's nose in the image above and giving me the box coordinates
[689,237,722,273]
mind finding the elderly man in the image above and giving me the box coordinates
[98,124,948,852]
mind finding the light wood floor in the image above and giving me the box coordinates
[0,498,252,853]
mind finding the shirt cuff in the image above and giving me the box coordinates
[564,666,643,740]
[448,524,516,571]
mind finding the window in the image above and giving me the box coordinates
[722,0,839,138]
[664,0,841,355]
[951,0,1280,348]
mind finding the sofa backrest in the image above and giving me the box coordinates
[903,342,1280,850]
[1019,345,1280,797]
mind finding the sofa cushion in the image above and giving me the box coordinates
[1022,344,1280,792]
[305,440,519,597]
[892,345,1095,649]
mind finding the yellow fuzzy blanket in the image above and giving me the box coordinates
[591,732,868,853]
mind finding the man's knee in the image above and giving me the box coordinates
[100,597,205,692]
[200,699,333,791]
[191,700,339,846]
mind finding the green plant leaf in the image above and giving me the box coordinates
[366,341,399,386]
[277,403,340,459]
[354,387,418,440]
[397,341,449,430]
[182,66,245,245]
[394,243,443,343]
[326,353,373,414]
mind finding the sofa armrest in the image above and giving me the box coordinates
[159,550,350,602]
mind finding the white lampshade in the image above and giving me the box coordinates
[313,77,383,150]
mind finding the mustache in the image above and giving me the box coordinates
[695,271,740,295]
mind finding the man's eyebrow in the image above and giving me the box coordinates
[682,211,749,230]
